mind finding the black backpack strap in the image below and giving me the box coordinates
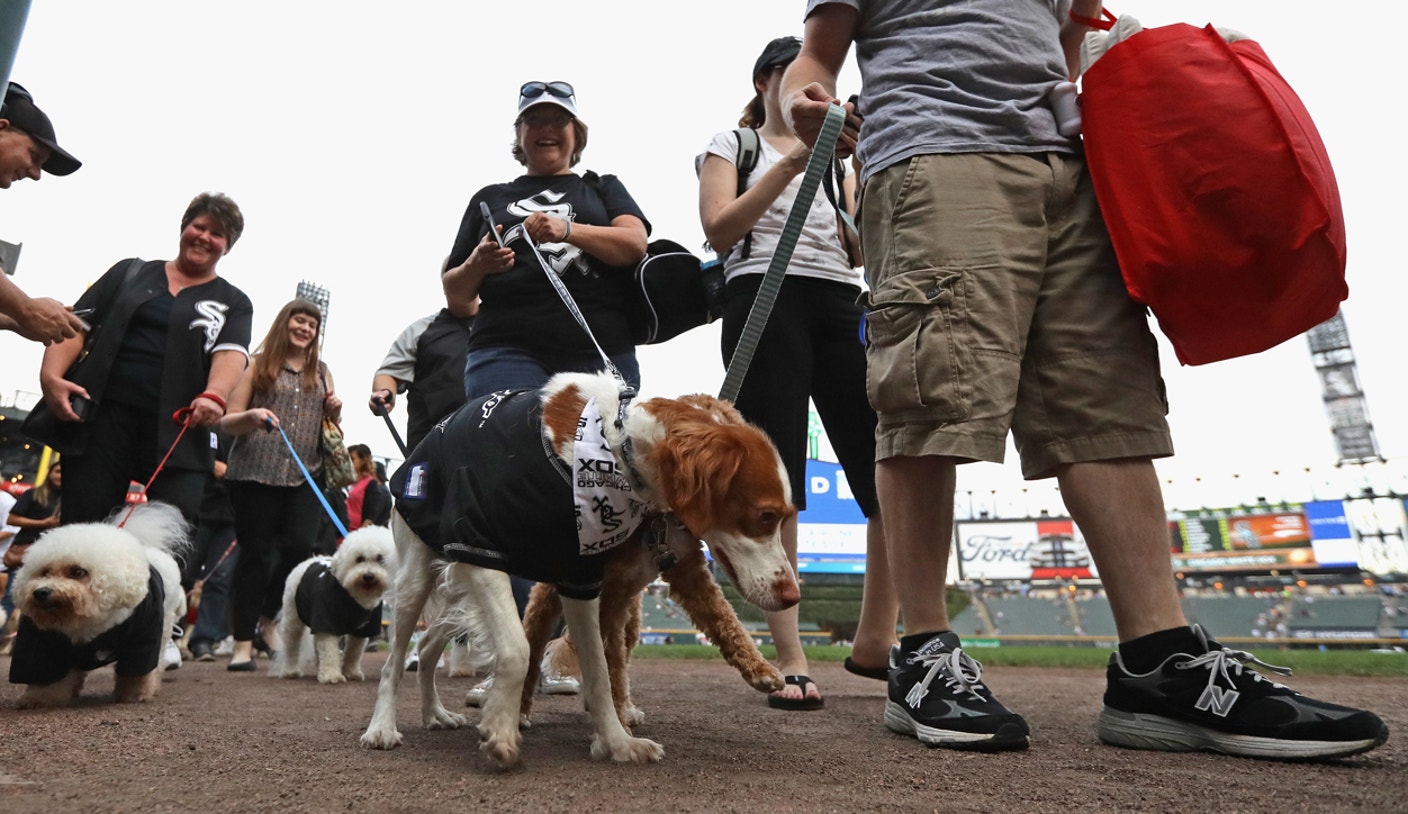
[734,128,760,261]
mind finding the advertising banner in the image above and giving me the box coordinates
[954,519,1095,581]
[796,459,867,574]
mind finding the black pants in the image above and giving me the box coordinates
[227,480,322,642]
[720,274,879,515]
[62,401,208,573]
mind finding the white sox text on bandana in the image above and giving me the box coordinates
[573,397,646,555]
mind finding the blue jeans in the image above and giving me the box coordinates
[463,346,641,401]
[186,519,239,646]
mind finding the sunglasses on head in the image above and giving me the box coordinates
[519,81,575,101]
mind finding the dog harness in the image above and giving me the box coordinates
[394,387,647,600]
[293,560,384,638]
[8,567,166,686]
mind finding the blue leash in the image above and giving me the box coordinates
[268,418,349,538]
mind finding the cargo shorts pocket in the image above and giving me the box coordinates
[863,267,972,421]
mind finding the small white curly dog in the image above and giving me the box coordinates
[9,502,188,707]
[273,525,396,684]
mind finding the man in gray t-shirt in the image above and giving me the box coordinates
[780,0,1387,761]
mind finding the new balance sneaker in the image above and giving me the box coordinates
[1099,625,1389,760]
[884,632,1030,751]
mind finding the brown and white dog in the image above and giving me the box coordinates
[360,372,799,768]
[8,502,188,707]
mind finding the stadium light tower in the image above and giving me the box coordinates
[296,279,331,345]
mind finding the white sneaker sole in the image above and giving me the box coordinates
[884,701,1029,751]
[1097,706,1387,760]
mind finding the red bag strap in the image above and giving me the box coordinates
[1070,7,1116,31]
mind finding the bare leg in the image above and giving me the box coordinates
[764,515,818,703]
[1057,459,1187,641]
[877,456,957,636]
[849,510,899,669]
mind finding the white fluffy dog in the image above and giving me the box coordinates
[9,502,188,707]
[274,525,396,684]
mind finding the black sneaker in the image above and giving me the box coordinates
[884,632,1030,751]
[1099,625,1389,760]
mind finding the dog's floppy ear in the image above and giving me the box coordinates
[657,421,746,534]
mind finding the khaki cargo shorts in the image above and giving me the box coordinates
[858,152,1173,479]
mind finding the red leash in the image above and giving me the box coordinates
[117,406,197,529]
[185,536,239,601]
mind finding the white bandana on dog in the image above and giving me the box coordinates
[573,397,645,555]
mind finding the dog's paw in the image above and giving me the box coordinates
[279,669,303,680]
[478,728,522,769]
[344,669,365,682]
[621,704,646,727]
[424,706,467,730]
[318,671,348,685]
[746,664,785,693]
[359,727,403,750]
[591,734,665,764]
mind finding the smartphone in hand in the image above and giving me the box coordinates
[479,202,504,247]
[69,394,92,421]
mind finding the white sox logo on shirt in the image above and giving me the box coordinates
[507,190,589,278]
[190,300,229,352]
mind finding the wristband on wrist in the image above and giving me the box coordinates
[197,391,227,413]
[562,219,573,241]
[1069,8,1115,30]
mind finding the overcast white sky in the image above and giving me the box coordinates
[1,1,1404,517]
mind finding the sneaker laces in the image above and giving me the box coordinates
[904,647,986,709]
[1177,645,1293,699]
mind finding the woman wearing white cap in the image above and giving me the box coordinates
[442,81,650,400]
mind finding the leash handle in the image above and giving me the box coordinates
[372,398,409,456]
[720,103,848,403]
[270,417,350,538]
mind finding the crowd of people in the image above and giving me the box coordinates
[0,0,1389,763]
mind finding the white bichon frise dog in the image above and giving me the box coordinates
[274,525,396,684]
[9,502,188,707]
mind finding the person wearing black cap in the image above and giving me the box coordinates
[696,36,894,712]
[0,82,87,344]
[441,80,650,401]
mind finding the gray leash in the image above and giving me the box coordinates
[719,103,848,403]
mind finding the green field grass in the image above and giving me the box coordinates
[630,643,1408,677]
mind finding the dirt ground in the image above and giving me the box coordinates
[1,652,1404,814]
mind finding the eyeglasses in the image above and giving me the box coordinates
[519,81,575,101]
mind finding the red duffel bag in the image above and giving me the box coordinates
[1081,22,1346,366]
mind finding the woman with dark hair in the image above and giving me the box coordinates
[696,37,895,710]
[345,443,391,529]
[35,192,254,527]
[441,80,650,400]
[220,299,343,671]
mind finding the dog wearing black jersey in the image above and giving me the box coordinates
[275,526,396,684]
[360,372,800,768]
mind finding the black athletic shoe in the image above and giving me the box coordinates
[1099,625,1389,760]
[884,632,1030,751]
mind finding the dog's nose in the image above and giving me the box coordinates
[361,573,378,585]
[33,587,52,603]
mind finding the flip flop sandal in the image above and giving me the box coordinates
[767,674,824,711]
[843,657,889,681]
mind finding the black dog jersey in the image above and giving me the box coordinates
[294,560,383,638]
[393,387,644,600]
[9,567,166,686]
